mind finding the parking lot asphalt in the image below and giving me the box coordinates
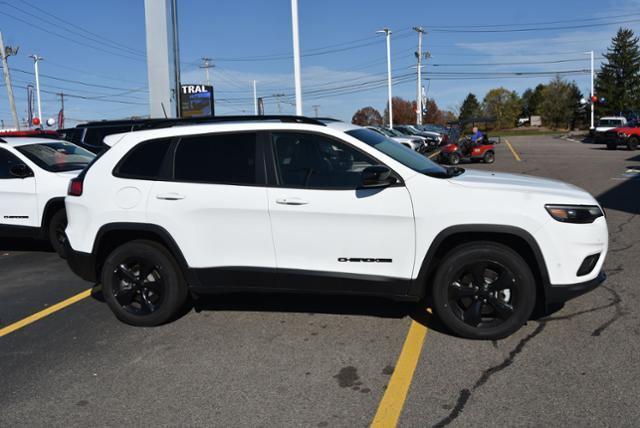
[1,135,639,427]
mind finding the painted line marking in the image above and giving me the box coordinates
[428,150,441,159]
[371,310,430,428]
[504,139,522,162]
[0,288,93,338]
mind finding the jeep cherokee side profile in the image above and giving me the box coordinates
[64,116,608,340]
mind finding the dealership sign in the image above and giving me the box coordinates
[180,84,215,118]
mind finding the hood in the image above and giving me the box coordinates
[611,126,636,134]
[449,169,595,202]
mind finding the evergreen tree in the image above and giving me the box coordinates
[596,27,640,115]
[521,84,545,116]
[540,76,582,129]
[458,93,481,123]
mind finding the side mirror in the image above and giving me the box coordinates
[361,165,396,188]
[10,164,34,178]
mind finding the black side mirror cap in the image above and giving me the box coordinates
[10,164,34,178]
[361,165,396,188]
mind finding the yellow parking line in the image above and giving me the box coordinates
[504,139,522,162]
[0,288,93,338]
[371,312,430,428]
[428,150,441,159]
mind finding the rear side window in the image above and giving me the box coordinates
[174,133,257,185]
[0,148,24,179]
[114,139,172,180]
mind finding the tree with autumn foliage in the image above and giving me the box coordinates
[351,106,384,126]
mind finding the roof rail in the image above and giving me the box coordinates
[76,115,326,129]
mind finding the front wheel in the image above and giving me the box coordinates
[628,137,639,151]
[449,152,461,165]
[432,242,536,340]
[101,240,188,326]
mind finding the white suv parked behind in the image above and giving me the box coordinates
[64,117,608,339]
[0,131,95,255]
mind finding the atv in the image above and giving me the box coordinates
[439,138,495,165]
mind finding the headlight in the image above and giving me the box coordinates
[545,204,603,224]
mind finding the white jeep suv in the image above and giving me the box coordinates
[64,117,608,339]
[0,131,95,255]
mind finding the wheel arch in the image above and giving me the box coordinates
[41,197,66,233]
[92,223,198,286]
[410,225,550,302]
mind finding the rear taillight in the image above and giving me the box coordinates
[68,177,83,196]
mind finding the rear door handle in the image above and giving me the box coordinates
[156,192,185,201]
[275,197,309,206]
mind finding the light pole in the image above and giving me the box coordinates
[290,0,302,116]
[253,80,257,115]
[200,57,213,86]
[29,54,43,123]
[589,50,595,130]
[413,27,425,125]
[377,28,393,128]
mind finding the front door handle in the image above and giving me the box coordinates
[156,192,185,201]
[275,197,309,206]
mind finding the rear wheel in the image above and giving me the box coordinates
[627,137,639,151]
[449,152,460,165]
[48,209,67,258]
[101,240,188,326]
[483,151,495,164]
[432,242,536,340]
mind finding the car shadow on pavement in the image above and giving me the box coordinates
[0,238,53,253]
[597,154,640,215]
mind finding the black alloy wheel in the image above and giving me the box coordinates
[101,240,188,326]
[111,258,166,316]
[432,242,536,340]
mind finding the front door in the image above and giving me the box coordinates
[266,131,415,294]
[0,148,37,229]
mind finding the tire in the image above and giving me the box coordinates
[627,137,639,151]
[483,151,495,164]
[101,240,188,326]
[606,141,617,150]
[449,152,460,165]
[431,242,536,340]
[48,209,68,258]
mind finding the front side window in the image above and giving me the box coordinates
[272,132,378,189]
[0,148,25,179]
[114,138,172,180]
[15,141,95,172]
[174,132,257,185]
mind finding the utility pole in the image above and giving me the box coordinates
[57,92,65,128]
[0,31,20,129]
[200,57,213,86]
[253,80,257,115]
[272,93,286,114]
[590,50,595,130]
[290,0,303,115]
[29,54,43,122]
[312,104,320,118]
[377,28,393,128]
[413,27,425,125]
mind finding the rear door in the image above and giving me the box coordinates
[265,131,415,293]
[146,131,276,287]
[0,147,38,228]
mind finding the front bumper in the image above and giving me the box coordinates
[64,240,98,283]
[545,270,606,304]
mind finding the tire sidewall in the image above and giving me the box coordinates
[450,153,460,165]
[628,137,639,151]
[432,243,536,340]
[483,151,495,163]
[48,209,67,258]
[101,240,187,326]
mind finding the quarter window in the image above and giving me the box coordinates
[115,139,172,180]
[174,133,257,185]
[271,132,378,189]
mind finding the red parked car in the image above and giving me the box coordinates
[605,126,640,151]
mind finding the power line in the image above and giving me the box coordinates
[11,68,147,92]
[425,12,640,29]
[428,18,640,33]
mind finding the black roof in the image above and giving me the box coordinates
[71,115,326,130]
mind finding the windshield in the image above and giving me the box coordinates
[16,141,95,172]
[599,119,624,127]
[397,126,418,136]
[346,128,454,177]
